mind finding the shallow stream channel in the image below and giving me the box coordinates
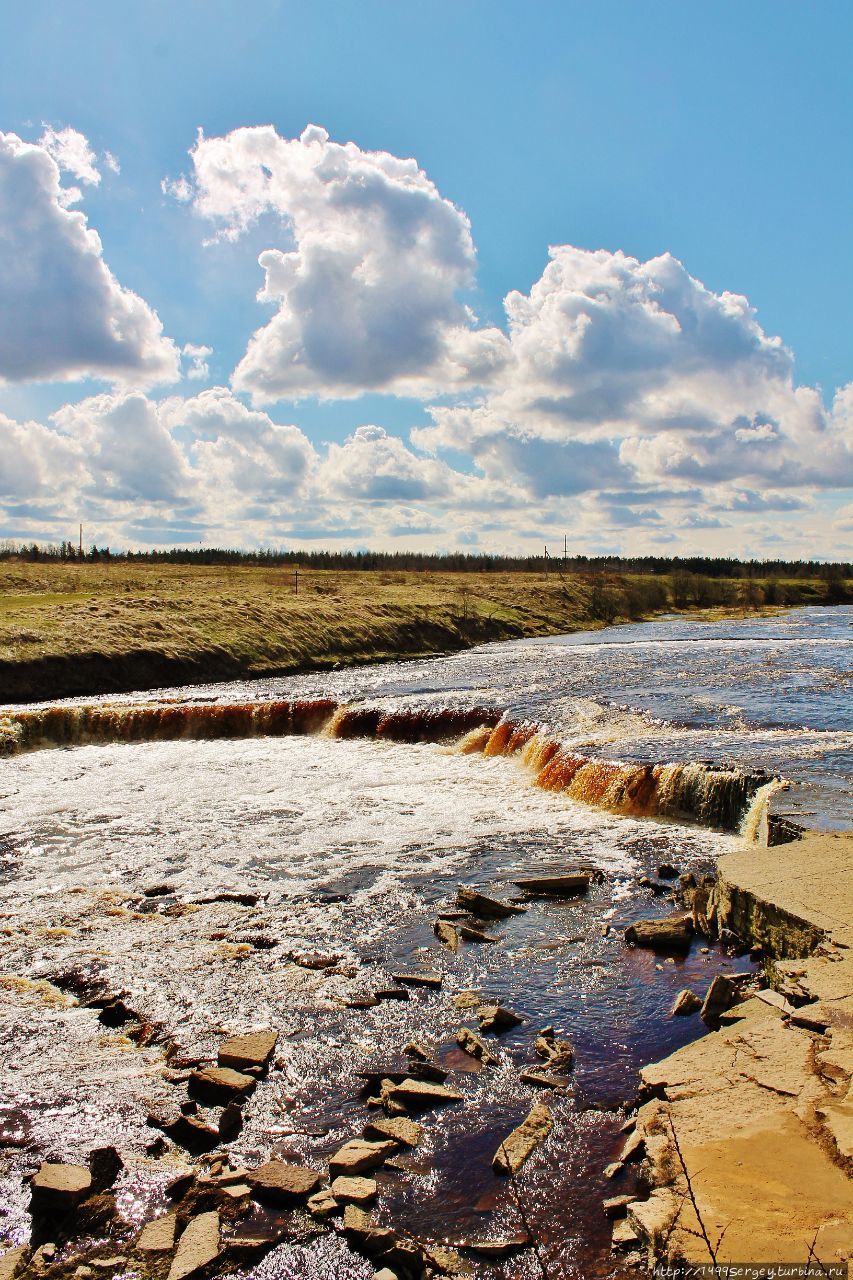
[1,607,850,1279]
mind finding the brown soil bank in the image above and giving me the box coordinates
[628,831,853,1268]
[1,561,839,704]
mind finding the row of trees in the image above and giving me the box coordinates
[0,539,850,580]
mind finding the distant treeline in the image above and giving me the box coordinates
[0,539,850,581]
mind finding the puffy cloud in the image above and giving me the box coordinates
[182,343,213,381]
[38,126,101,188]
[318,425,462,502]
[0,130,180,386]
[175,123,508,400]
[0,412,86,499]
[416,245,853,512]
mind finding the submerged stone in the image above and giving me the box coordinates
[456,887,526,919]
[624,915,693,954]
[493,1102,553,1174]
[247,1160,321,1202]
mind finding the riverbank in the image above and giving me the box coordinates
[0,561,837,703]
[625,829,853,1269]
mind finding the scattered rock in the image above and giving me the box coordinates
[434,920,460,952]
[167,1210,220,1280]
[624,915,693,954]
[456,887,526,918]
[307,1189,339,1219]
[189,1066,256,1105]
[719,928,748,956]
[289,951,340,969]
[345,995,380,1009]
[671,989,702,1017]
[520,1068,571,1091]
[611,1218,640,1251]
[457,923,499,943]
[603,1162,624,1179]
[638,876,671,896]
[657,864,679,879]
[88,1147,123,1194]
[136,1213,178,1254]
[603,1194,633,1219]
[391,971,442,988]
[0,1248,30,1280]
[452,990,482,1010]
[217,1030,278,1073]
[700,973,737,1025]
[329,1140,398,1177]
[144,883,176,897]
[463,1234,530,1259]
[493,1102,553,1174]
[619,1130,645,1163]
[384,1079,463,1111]
[511,872,592,896]
[30,1162,93,1214]
[217,1102,243,1142]
[363,1116,422,1148]
[371,1270,398,1280]
[247,1160,321,1203]
[457,1027,498,1066]
[163,1115,221,1153]
[374,987,410,1002]
[477,1003,524,1032]
[165,1170,196,1200]
[330,1176,377,1205]
[534,1028,574,1071]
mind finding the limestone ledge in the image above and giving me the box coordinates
[625,832,853,1270]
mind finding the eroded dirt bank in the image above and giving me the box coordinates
[624,831,853,1269]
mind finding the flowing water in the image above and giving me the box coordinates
[0,606,850,1278]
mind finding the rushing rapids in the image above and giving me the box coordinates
[0,607,849,1278]
[0,696,774,832]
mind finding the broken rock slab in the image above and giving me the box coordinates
[624,914,693,954]
[0,1248,29,1280]
[247,1160,322,1203]
[189,1066,256,1105]
[511,872,592,897]
[493,1102,553,1174]
[385,1079,464,1111]
[477,1003,524,1032]
[456,887,526,919]
[363,1116,423,1148]
[136,1213,178,1255]
[457,1027,498,1066]
[700,973,737,1025]
[329,1176,377,1205]
[434,920,460,952]
[670,988,702,1017]
[30,1162,93,1214]
[329,1140,397,1177]
[167,1211,220,1280]
[391,971,443,989]
[217,1030,278,1073]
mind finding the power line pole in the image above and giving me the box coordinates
[79,524,83,558]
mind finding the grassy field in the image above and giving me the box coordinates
[0,559,843,703]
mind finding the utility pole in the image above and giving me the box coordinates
[294,566,299,595]
[79,524,83,558]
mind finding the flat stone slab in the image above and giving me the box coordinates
[493,1102,553,1174]
[456,887,526,918]
[30,1162,92,1210]
[136,1214,178,1254]
[247,1160,322,1202]
[363,1116,423,1148]
[189,1066,256,1104]
[624,915,693,954]
[329,1175,377,1204]
[217,1029,278,1072]
[386,1079,463,1110]
[167,1211,220,1280]
[391,971,443,988]
[512,873,592,896]
[329,1139,397,1177]
[0,1247,30,1280]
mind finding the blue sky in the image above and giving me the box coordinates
[0,1,851,556]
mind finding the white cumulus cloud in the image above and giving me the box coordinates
[0,130,180,387]
[174,123,509,401]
